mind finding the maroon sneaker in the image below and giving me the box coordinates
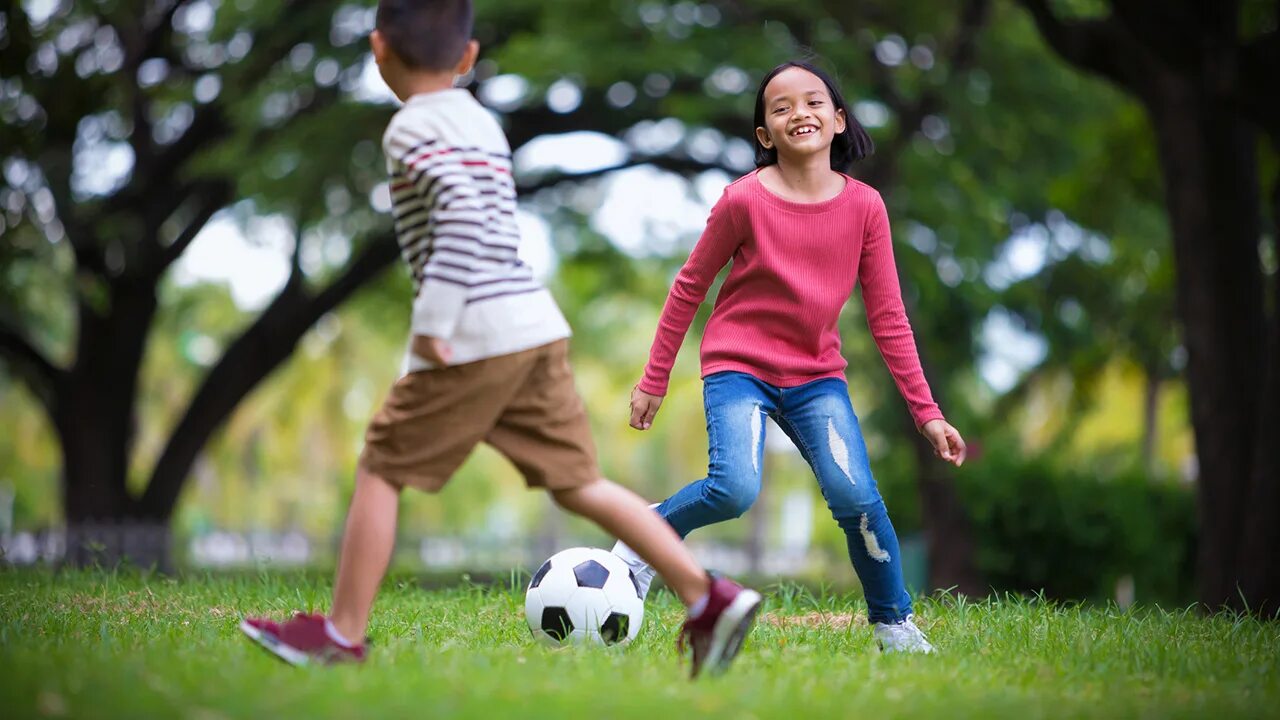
[239,612,366,666]
[677,576,762,678]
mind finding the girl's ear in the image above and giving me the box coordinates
[834,107,847,134]
[755,125,773,149]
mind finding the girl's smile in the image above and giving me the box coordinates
[756,67,847,158]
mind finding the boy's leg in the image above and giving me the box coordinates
[330,464,402,643]
[613,371,774,596]
[241,352,532,665]
[551,480,707,606]
[490,343,763,676]
[239,464,406,665]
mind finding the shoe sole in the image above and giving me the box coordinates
[239,619,310,667]
[699,588,763,677]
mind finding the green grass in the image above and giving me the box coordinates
[1,570,1277,719]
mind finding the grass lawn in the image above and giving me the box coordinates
[0,570,1276,719]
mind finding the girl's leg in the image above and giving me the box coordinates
[774,380,913,624]
[654,372,776,538]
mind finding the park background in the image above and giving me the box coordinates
[1,0,1278,617]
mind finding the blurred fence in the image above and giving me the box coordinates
[0,525,924,588]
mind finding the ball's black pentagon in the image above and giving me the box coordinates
[573,559,610,589]
[541,606,573,642]
[600,612,630,645]
[628,568,643,599]
[529,559,552,589]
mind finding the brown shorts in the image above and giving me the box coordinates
[359,339,599,492]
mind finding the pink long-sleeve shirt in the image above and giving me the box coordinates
[638,170,944,429]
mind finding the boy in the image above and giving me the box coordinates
[239,0,761,678]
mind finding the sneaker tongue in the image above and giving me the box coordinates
[323,617,358,649]
[688,593,710,619]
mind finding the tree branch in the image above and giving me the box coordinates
[157,180,233,271]
[137,230,400,519]
[1014,0,1137,90]
[0,317,63,414]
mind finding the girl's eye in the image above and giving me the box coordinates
[809,100,823,106]
[773,107,788,114]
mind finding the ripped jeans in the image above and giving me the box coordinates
[655,371,913,624]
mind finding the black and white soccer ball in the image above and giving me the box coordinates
[525,547,644,647]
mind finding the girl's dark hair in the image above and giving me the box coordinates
[752,61,874,174]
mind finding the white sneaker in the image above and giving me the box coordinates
[612,503,662,600]
[611,538,658,600]
[873,615,936,654]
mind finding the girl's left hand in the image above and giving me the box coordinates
[920,419,967,467]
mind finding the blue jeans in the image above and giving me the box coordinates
[655,371,913,623]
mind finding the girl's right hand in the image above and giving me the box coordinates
[629,385,664,430]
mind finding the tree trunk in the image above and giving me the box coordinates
[1236,169,1280,615]
[61,521,174,570]
[56,277,166,567]
[1144,73,1276,614]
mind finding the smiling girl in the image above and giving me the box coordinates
[614,61,967,653]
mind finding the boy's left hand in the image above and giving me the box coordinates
[920,419,967,467]
[412,335,453,366]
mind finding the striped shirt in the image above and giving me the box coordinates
[382,89,569,374]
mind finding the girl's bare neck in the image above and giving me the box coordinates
[759,160,845,203]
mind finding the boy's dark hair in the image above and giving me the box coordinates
[376,0,473,71]
[752,61,875,174]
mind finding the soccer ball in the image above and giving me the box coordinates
[525,546,645,647]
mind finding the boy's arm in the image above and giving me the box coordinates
[391,134,494,344]
[637,189,744,396]
[857,193,945,429]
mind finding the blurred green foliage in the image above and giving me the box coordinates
[0,0,1204,600]
[958,441,1196,605]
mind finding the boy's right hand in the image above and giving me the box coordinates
[412,335,453,366]
[629,385,664,430]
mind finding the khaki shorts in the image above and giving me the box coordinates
[359,339,599,492]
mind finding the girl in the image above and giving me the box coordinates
[614,61,967,653]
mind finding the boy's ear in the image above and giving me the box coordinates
[454,40,480,76]
[370,29,389,65]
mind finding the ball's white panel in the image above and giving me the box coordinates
[532,626,565,648]
[601,562,639,607]
[565,586,606,641]
[524,584,546,631]
[536,554,583,608]
[619,600,644,643]
[551,546,598,568]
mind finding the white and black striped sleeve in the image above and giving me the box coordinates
[408,165,483,340]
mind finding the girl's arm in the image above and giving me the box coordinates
[858,194,945,430]
[637,189,744,397]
